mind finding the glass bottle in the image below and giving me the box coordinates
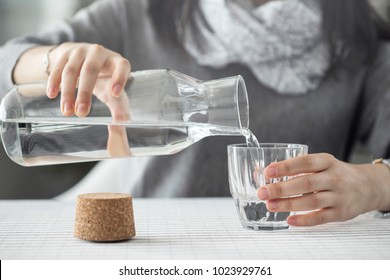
[0,69,248,166]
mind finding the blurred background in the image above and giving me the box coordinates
[0,0,389,198]
[0,0,97,199]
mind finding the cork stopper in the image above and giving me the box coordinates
[74,193,136,241]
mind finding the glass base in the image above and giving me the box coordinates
[240,221,289,231]
[234,200,291,230]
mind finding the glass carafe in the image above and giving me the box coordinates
[0,69,248,166]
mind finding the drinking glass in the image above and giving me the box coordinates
[227,143,308,230]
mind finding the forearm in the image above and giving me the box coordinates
[13,45,55,84]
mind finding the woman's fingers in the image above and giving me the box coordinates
[258,171,336,200]
[46,53,68,99]
[287,208,339,227]
[107,125,131,157]
[264,153,337,178]
[45,43,131,117]
[60,48,87,116]
[76,46,109,117]
[108,56,131,97]
[254,153,384,227]
[266,190,336,212]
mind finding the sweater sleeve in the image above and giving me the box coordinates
[0,0,138,99]
[360,43,390,159]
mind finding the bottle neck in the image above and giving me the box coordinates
[202,75,249,133]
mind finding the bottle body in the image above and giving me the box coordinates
[0,69,248,166]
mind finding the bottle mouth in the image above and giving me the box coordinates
[235,75,249,130]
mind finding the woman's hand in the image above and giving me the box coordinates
[257,153,390,226]
[47,43,132,157]
[46,42,131,117]
[92,77,131,157]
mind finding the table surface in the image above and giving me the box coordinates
[0,198,389,260]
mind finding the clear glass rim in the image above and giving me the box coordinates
[228,143,308,150]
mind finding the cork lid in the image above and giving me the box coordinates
[74,193,136,241]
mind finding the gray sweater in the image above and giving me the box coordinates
[0,0,389,197]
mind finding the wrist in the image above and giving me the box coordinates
[42,45,59,77]
[372,158,390,212]
[13,46,56,84]
[372,158,390,172]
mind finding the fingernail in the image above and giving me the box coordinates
[63,102,74,116]
[266,166,277,177]
[268,200,278,210]
[47,87,56,98]
[112,84,122,96]
[76,104,88,116]
[287,216,297,226]
[258,187,269,200]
